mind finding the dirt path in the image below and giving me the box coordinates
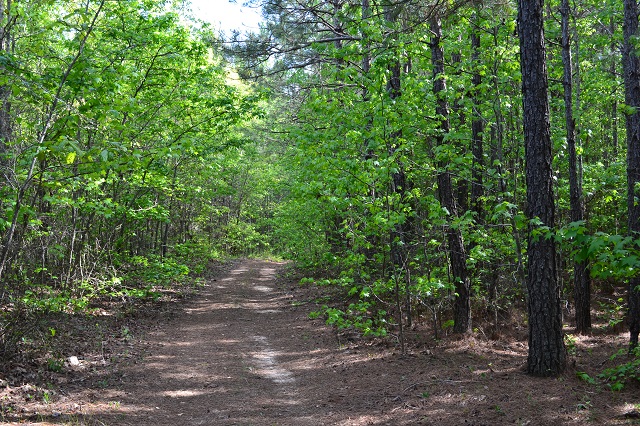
[90,259,390,425]
[6,259,637,425]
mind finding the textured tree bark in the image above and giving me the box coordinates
[561,0,591,334]
[623,0,640,350]
[431,17,471,334]
[518,0,566,376]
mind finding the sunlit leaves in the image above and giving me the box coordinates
[0,0,263,295]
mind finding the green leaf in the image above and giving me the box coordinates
[66,152,76,164]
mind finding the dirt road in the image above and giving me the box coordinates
[91,259,400,425]
[14,258,632,425]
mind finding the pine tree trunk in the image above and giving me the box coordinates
[518,0,566,376]
[623,0,640,350]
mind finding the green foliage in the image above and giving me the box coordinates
[46,357,64,373]
[565,334,578,356]
[577,348,640,391]
[20,287,90,313]
[173,241,220,275]
[271,199,332,267]
[249,0,538,342]
[599,347,640,391]
[597,298,626,330]
[0,0,267,350]
[303,274,390,336]
[17,276,163,314]
[311,303,388,337]
[576,371,597,385]
[221,221,269,256]
[123,255,189,288]
[558,222,640,280]
[413,275,455,300]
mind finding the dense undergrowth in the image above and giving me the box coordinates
[0,240,221,364]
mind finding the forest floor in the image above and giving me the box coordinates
[1,258,639,425]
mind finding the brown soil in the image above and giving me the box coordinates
[1,259,639,425]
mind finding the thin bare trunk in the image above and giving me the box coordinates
[561,0,591,334]
[0,0,105,285]
[431,16,471,334]
[470,11,484,220]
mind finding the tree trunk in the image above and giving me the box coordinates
[384,1,409,352]
[610,17,619,159]
[623,0,640,350]
[0,0,13,153]
[518,0,566,376]
[452,37,469,215]
[430,16,471,334]
[470,11,484,220]
[385,7,405,271]
[561,0,591,334]
[489,26,527,292]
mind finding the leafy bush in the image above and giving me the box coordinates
[599,347,640,391]
[270,199,331,268]
[220,221,269,256]
[122,255,189,287]
[311,303,388,337]
[173,240,219,274]
[558,222,640,280]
